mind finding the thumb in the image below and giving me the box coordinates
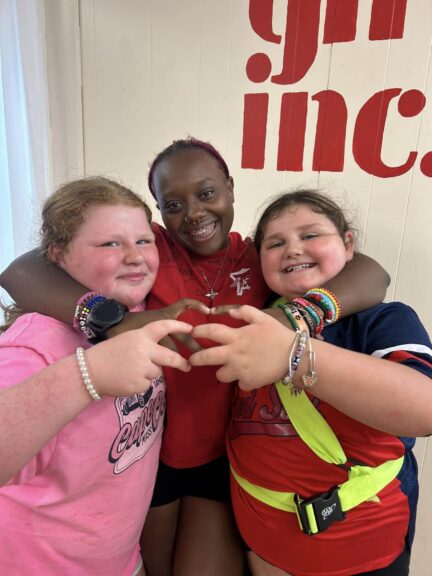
[140,319,193,342]
[228,305,264,325]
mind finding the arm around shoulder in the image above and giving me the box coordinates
[0,249,88,323]
[324,252,390,315]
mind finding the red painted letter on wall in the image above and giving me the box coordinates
[247,0,321,85]
[312,90,347,172]
[242,93,269,169]
[278,92,308,171]
[353,88,426,177]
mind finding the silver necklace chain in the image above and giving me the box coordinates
[194,244,230,303]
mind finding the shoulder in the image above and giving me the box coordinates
[365,302,432,362]
[229,231,252,246]
[325,302,430,350]
[327,303,432,377]
[228,232,258,261]
[151,221,164,235]
[0,313,84,363]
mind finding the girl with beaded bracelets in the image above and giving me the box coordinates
[0,177,195,576]
[0,139,390,576]
[189,190,432,576]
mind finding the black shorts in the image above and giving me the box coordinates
[150,454,231,507]
[357,544,410,576]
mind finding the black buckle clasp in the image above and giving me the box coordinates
[294,486,345,535]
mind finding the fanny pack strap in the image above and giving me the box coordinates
[231,455,404,535]
[231,338,404,534]
[275,380,346,465]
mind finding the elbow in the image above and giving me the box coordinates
[377,268,391,301]
[0,263,23,296]
[383,270,391,289]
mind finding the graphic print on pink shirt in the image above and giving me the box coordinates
[110,375,166,473]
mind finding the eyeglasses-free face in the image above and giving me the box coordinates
[259,203,354,298]
[49,204,159,309]
[153,148,235,257]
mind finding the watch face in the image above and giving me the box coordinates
[90,299,125,328]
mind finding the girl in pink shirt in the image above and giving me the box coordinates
[0,177,193,576]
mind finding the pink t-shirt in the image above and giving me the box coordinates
[0,312,165,575]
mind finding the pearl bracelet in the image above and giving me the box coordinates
[76,347,101,401]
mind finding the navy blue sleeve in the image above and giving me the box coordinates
[365,302,432,379]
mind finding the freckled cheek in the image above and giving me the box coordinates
[88,257,121,279]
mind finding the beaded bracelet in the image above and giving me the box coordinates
[73,292,106,339]
[304,288,341,325]
[290,298,323,337]
[76,347,101,401]
[282,330,308,395]
[278,303,301,333]
[278,301,312,337]
[293,297,323,328]
[296,305,317,338]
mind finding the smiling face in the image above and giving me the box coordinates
[259,203,354,298]
[49,204,159,308]
[152,148,235,256]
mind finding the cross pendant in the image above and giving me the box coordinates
[205,289,218,302]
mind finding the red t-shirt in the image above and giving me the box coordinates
[227,303,432,575]
[147,224,269,468]
[229,385,408,575]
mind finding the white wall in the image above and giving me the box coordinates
[44,1,431,573]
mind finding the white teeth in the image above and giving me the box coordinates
[188,222,216,238]
[285,263,314,273]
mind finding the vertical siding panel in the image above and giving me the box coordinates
[393,25,432,333]
[198,1,232,151]
[44,0,84,187]
[80,0,152,193]
[148,0,201,153]
[361,0,432,307]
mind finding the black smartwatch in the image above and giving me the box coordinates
[87,299,127,343]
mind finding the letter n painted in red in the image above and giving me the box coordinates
[242,94,269,169]
[278,93,308,171]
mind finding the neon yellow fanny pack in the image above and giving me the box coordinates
[231,378,404,535]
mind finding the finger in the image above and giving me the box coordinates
[142,363,163,383]
[189,346,228,367]
[172,333,203,353]
[152,347,191,373]
[182,298,211,314]
[159,335,179,353]
[142,320,193,342]
[209,304,240,315]
[216,365,238,383]
[192,323,236,344]
[228,305,265,324]
[237,379,252,391]
[171,298,210,317]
